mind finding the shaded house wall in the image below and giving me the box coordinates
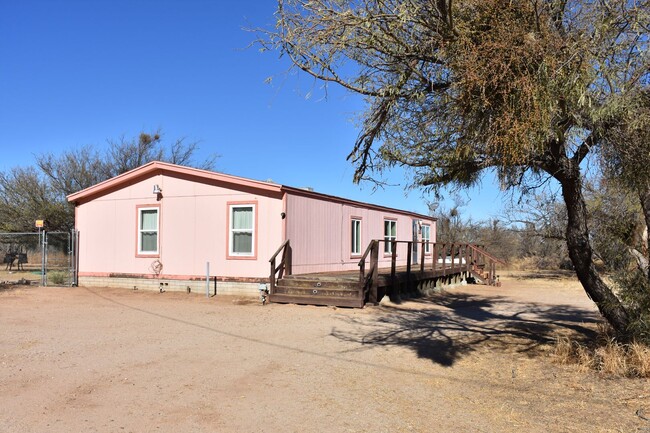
[284,189,437,274]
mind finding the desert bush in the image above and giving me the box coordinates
[612,269,650,345]
[48,271,67,286]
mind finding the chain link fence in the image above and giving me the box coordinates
[0,231,76,286]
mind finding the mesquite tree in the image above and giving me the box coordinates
[261,0,649,339]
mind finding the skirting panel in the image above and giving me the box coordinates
[78,276,262,296]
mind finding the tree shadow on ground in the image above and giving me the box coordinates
[331,292,600,367]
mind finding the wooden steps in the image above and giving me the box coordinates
[268,275,364,308]
[268,240,504,308]
[469,264,499,285]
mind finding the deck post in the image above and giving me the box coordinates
[390,241,397,279]
[449,244,453,273]
[390,241,397,301]
[286,244,292,276]
[370,240,379,304]
[420,241,425,273]
[452,243,457,273]
[406,242,412,295]
[433,243,439,273]
[269,257,276,294]
[465,244,469,278]
[487,260,492,284]
[490,260,497,286]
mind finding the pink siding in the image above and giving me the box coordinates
[76,172,284,280]
[72,162,436,282]
[285,192,436,274]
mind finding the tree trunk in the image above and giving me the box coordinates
[555,160,631,339]
[639,185,650,280]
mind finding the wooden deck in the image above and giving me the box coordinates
[268,240,504,308]
[269,264,474,308]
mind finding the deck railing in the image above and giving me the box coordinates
[468,244,506,285]
[269,239,292,295]
[268,239,503,305]
[358,240,380,303]
[358,240,504,302]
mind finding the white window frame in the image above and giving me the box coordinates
[384,219,397,254]
[351,218,362,256]
[138,207,159,255]
[229,204,256,257]
[422,224,431,254]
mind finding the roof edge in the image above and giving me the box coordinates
[66,161,282,202]
[281,185,436,221]
[66,162,436,222]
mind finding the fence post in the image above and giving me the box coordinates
[41,231,47,286]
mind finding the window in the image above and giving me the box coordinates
[384,219,396,254]
[138,207,159,255]
[229,204,255,256]
[422,224,431,254]
[351,218,361,255]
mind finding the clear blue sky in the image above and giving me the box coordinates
[0,0,506,220]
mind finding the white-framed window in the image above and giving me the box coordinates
[229,204,255,256]
[351,218,361,255]
[422,224,431,254]
[138,207,159,254]
[384,219,397,254]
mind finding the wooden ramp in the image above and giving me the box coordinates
[268,240,505,308]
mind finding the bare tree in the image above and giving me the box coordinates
[1,130,219,232]
[0,167,70,231]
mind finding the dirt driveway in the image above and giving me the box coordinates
[1,273,649,433]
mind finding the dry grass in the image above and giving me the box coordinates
[553,325,650,377]
[505,256,563,271]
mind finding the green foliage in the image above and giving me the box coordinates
[586,178,650,341]
[614,269,650,345]
[599,90,650,193]
[48,271,68,286]
[587,180,645,271]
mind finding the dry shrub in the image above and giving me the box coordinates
[552,326,650,378]
[628,343,650,377]
[574,344,597,373]
[595,342,628,376]
[553,335,574,364]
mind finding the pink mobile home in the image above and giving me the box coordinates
[67,161,436,296]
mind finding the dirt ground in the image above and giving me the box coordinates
[1,271,649,433]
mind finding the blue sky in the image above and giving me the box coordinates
[0,0,506,220]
